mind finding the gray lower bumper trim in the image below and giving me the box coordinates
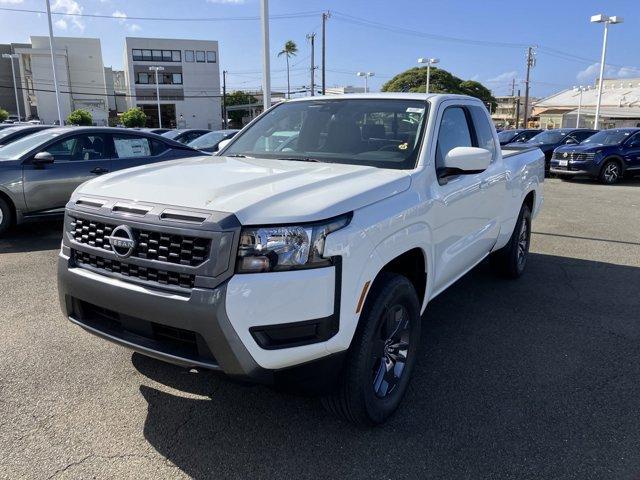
[550,168,590,175]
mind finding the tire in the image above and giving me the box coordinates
[490,203,531,279]
[0,197,13,237]
[599,159,622,185]
[322,272,421,426]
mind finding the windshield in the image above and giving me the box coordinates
[0,130,65,160]
[223,99,428,169]
[161,130,181,140]
[0,126,27,140]
[189,131,228,149]
[528,130,569,144]
[497,130,519,143]
[581,130,632,146]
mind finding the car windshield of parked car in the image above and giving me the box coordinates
[161,130,181,140]
[580,130,632,146]
[223,99,428,169]
[0,126,27,140]
[497,130,519,143]
[188,131,227,150]
[528,130,568,144]
[0,130,64,160]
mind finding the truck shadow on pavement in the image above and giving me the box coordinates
[133,253,640,479]
[0,220,63,253]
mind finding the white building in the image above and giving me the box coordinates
[123,37,221,129]
[14,36,109,125]
[533,78,640,129]
[325,86,366,95]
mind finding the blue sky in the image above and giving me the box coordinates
[0,0,638,98]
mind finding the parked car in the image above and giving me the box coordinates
[0,125,53,148]
[551,128,640,184]
[497,128,542,146]
[507,128,597,173]
[0,127,203,234]
[161,128,211,144]
[187,129,239,153]
[58,93,544,425]
[133,127,172,135]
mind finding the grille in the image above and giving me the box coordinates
[552,152,595,161]
[73,250,195,289]
[70,216,211,267]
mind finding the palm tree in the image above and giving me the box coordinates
[278,40,298,99]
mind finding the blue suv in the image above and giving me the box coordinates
[551,128,640,184]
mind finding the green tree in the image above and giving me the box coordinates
[225,90,257,126]
[382,67,496,109]
[0,108,8,123]
[121,107,147,128]
[278,40,298,99]
[67,109,93,126]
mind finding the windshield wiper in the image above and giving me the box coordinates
[277,157,321,163]
[226,153,246,158]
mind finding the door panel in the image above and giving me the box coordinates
[430,104,503,293]
[22,134,111,213]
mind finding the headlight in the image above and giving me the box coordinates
[236,213,352,273]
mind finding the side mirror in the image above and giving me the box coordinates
[33,151,54,166]
[217,138,232,153]
[564,137,578,145]
[441,147,491,177]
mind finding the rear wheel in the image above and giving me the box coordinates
[0,197,13,236]
[322,273,421,426]
[490,203,531,279]
[599,159,622,184]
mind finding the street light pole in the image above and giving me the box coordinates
[149,66,164,128]
[591,14,623,130]
[417,58,439,94]
[356,72,374,93]
[2,53,21,122]
[260,0,271,110]
[574,86,586,127]
[45,0,63,125]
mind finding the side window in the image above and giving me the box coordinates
[469,105,497,161]
[627,133,640,147]
[113,135,153,159]
[150,139,169,156]
[574,131,593,142]
[435,106,473,169]
[44,134,107,161]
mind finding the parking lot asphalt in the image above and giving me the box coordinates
[1,177,640,480]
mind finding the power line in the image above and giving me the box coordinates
[0,6,321,22]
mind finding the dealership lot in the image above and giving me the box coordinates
[1,178,640,479]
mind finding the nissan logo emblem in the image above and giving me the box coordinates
[108,225,136,258]
[563,152,568,158]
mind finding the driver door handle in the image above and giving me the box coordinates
[90,167,109,175]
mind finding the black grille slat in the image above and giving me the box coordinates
[70,216,211,267]
[73,250,195,289]
[552,152,596,161]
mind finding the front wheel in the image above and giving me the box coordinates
[490,203,531,278]
[599,160,622,184]
[322,273,421,426]
[0,197,13,237]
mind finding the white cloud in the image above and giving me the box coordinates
[111,10,142,33]
[112,10,127,23]
[206,0,245,3]
[487,70,518,83]
[54,18,67,30]
[577,62,640,83]
[52,0,84,32]
[0,0,25,4]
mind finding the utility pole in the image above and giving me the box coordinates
[260,0,271,110]
[306,33,315,96]
[149,66,164,128]
[515,88,521,129]
[321,11,330,95]
[2,54,21,122]
[222,70,227,128]
[523,46,536,128]
[45,0,63,125]
[511,77,515,97]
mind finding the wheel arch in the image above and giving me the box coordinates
[0,189,16,226]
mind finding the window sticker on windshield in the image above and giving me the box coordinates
[406,107,424,113]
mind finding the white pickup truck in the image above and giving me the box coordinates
[58,93,544,425]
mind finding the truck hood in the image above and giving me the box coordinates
[76,155,412,224]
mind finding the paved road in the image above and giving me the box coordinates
[2,178,640,479]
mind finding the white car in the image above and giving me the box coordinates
[58,93,544,425]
